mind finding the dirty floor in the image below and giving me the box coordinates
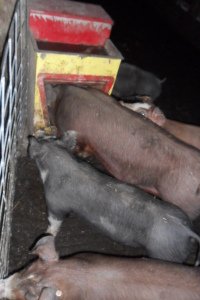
[9,0,200,272]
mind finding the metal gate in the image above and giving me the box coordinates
[0,0,28,277]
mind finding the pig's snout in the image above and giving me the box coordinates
[28,136,50,160]
[28,136,40,159]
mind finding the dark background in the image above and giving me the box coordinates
[9,0,200,272]
[97,0,200,125]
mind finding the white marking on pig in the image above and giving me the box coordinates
[40,169,49,183]
[1,274,16,299]
[47,215,62,236]
[56,290,63,297]
[27,274,35,279]
[120,101,151,112]
[100,217,116,234]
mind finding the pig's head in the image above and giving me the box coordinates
[45,83,60,104]
[144,104,166,126]
[44,83,63,125]
[120,101,166,126]
[28,136,55,160]
[28,136,41,159]
[0,236,59,300]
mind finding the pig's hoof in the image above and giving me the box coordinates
[62,130,78,151]
[56,290,63,297]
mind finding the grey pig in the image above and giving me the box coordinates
[28,136,200,265]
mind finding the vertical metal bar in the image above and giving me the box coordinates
[0,0,28,277]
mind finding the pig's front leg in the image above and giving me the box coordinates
[46,214,63,237]
[38,287,60,300]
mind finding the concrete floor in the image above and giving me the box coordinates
[9,0,200,272]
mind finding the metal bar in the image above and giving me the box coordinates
[0,0,28,277]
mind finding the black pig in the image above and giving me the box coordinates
[112,62,164,102]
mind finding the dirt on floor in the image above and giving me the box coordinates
[9,0,200,273]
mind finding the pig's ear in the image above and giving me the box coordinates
[56,130,78,152]
[151,107,166,126]
[62,130,78,150]
[159,77,167,84]
[31,235,59,262]
[39,287,59,300]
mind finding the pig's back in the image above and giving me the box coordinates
[42,255,200,300]
[56,85,178,158]
[55,86,194,182]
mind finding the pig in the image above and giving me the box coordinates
[119,102,166,126]
[47,84,200,220]
[28,136,200,265]
[112,62,165,102]
[120,101,200,150]
[163,119,200,150]
[1,235,200,300]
